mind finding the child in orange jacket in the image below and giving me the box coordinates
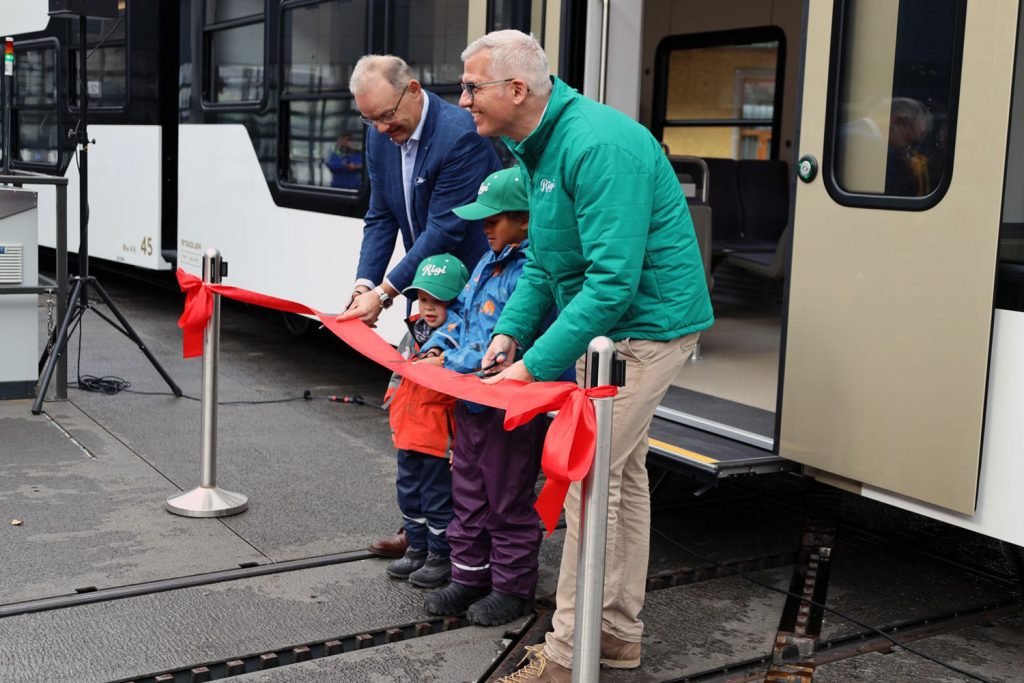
[383,253,469,588]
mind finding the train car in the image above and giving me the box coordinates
[3,1,1023,550]
[0,0,564,343]
[622,0,1024,551]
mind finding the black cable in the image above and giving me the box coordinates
[650,526,994,682]
[72,372,381,408]
[85,12,126,60]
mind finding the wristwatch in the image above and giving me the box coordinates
[374,286,393,309]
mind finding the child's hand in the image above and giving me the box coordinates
[414,351,444,366]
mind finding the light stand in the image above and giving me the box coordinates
[33,6,181,414]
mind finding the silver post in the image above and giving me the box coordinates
[166,249,248,517]
[572,336,616,682]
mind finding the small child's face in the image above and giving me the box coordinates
[417,291,448,328]
[483,213,528,254]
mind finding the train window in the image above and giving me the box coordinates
[206,0,264,23]
[392,0,471,99]
[13,45,60,166]
[69,16,128,110]
[203,0,265,105]
[653,28,785,160]
[280,0,367,190]
[824,0,965,209]
[488,0,546,46]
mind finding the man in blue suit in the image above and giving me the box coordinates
[340,55,500,326]
[339,55,501,560]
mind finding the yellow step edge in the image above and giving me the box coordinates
[648,438,719,464]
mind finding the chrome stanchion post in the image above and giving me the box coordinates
[572,336,616,682]
[166,249,248,518]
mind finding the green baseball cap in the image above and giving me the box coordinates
[453,166,529,220]
[402,253,470,302]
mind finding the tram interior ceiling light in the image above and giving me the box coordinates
[47,0,123,19]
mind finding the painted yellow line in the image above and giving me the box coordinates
[648,438,719,464]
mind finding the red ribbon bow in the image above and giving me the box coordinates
[175,268,617,532]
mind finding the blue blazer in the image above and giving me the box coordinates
[357,90,501,292]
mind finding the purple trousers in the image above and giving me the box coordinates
[448,403,545,599]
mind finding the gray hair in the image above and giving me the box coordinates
[462,30,551,97]
[349,55,415,96]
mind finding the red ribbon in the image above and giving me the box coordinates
[175,268,617,533]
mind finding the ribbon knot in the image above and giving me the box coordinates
[177,270,213,358]
[503,382,618,534]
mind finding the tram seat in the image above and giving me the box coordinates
[704,157,745,253]
[668,156,713,291]
[703,158,790,257]
[737,159,789,244]
[724,224,792,280]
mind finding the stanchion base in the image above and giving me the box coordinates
[165,486,248,518]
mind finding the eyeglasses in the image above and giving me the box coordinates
[459,78,514,101]
[359,84,408,127]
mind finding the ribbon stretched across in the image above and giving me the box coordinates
[176,269,616,533]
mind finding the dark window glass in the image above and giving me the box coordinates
[75,15,126,43]
[206,0,264,23]
[15,48,57,107]
[996,0,1024,309]
[656,35,781,160]
[209,23,265,102]
[12,46,60,167]
[392,0,470,86]
[203,0,265,105]
[69,16,127,108]
[283,1,366,95]
[179,0,193,122]
[281,0,367,191]
[830,0,961,201]
[15,111,60,165]
[70,46,127,108]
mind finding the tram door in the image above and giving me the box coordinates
[781,0,1017,514]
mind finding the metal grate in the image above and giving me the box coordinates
[0,244,24,284]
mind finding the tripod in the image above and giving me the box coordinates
[32,13,180,415]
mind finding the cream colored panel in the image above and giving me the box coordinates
[467,0,487,44]
[544,0,561,74]
[782,0,1015,515]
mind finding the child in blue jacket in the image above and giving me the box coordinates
[418,167,548,626]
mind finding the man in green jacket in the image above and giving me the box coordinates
[464,30,713,680]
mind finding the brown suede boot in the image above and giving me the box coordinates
[600,631,641,669]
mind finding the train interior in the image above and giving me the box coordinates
[637,0,804,478]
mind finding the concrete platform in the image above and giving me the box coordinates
[0,557,524,682]
[0,399,265,604]
[2,275,1023,682]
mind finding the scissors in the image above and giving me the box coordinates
[476,352,508,377]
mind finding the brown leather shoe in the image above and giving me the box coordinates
[368,527,408,558]
[600,631,641,669]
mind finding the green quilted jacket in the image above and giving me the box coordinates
[493,77,714,381]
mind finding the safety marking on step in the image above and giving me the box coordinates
[648,438,718,464]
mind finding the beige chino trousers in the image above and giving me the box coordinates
[545,333,700,670]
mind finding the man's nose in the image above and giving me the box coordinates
[458,90,473,108]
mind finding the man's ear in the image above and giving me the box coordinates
[409,79,422,95]
[511,79,530,104]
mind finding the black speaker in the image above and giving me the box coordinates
[47,0,123,19]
